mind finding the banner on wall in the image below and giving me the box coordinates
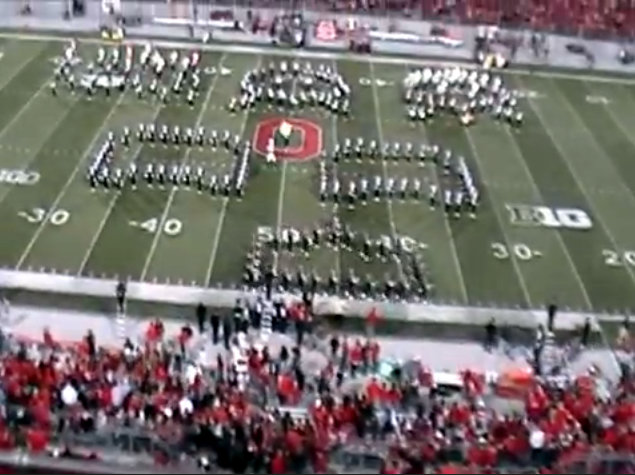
[315,19,338,41]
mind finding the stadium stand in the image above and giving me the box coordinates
[204,0,635,38]
[0,303,631,475]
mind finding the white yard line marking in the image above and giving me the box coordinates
[272,64,297,272]
[4,31,635,85]
[273,163,288,273]
[403,61,469,304]
[544,79,635,290]
[501,124,593,312]
[330,59,342,281]
[554,80,635,210]
[139,52,227,282]
[524,84,635,290]
[0,42,49,92]
[0,86,79,208]
[593,83,635,159]
[205,56,263,286]
[418,133,469,304]
[368,60,406,282]
[0,72,57,143]
[462,128,534,308]
[76,106,163,276]
[16,92,128,269]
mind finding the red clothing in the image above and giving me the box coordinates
[467,444,497,468]
[350,343,363,365]
[26,429,49,453]
[366,379,382,403]
[313,450,328,473]
[285,429,303,454]
[366,306,380,327]
[270,452,286,474]
[368,340,380,363]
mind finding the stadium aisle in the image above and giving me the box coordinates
[0,302,621,381]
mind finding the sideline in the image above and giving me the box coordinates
[0,268,621,328]
[1,30,635,85]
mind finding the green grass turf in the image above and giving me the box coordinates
[0,38,635,319]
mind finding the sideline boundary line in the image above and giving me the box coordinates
[1,30,635,85]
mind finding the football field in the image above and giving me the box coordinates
[1,35,635,318]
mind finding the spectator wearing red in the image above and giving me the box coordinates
[367,338,380,368]
[467,437,497,468]
[270,449,286,474]
[25,427,48,453]
[381,458,401,474]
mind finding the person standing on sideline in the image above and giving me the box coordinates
[115,281,126,314]
[210,313,220,344]
[222,315,232,350]
[581,316,591,347]
[196,302,206,334]
[485,318,497,351]
[547,303,557,332]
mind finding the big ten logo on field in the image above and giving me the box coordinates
[252,117,323,162]
[506,204,592,231]
[0,169,40,186]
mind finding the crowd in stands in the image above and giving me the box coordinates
[212,0,635,38]
[0,298,632,474]
[423,0,635,38]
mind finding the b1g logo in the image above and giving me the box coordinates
[506,204,592,231]
[0,168,40,186]
[253,117,323,162]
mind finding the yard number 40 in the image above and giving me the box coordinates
[136,217,182,236]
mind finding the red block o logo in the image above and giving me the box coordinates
[252,117,323,162]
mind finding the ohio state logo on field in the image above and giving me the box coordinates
[253,117,323,162]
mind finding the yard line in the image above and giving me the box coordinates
[139,53,227,282]
[272,164,288,273]
[402,62,469,305]
[205,56,263,286]
[368,60,406,282]
[554,80,635,211]
[0,71,57,143]
[272,64,298,272]
[0,42,51,93]
[0,86,79,207]
[543,79,635,289]
[523,87,635,290]
[16,92,128,269]
[329,59,342,280]
[593,84,635,158]
[76,106,164,276]
[502,122,594,312]
[462,128,534,308]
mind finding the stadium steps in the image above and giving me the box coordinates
[540,332,562,375]
[114,310,128,342]
[261,309,273,339]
